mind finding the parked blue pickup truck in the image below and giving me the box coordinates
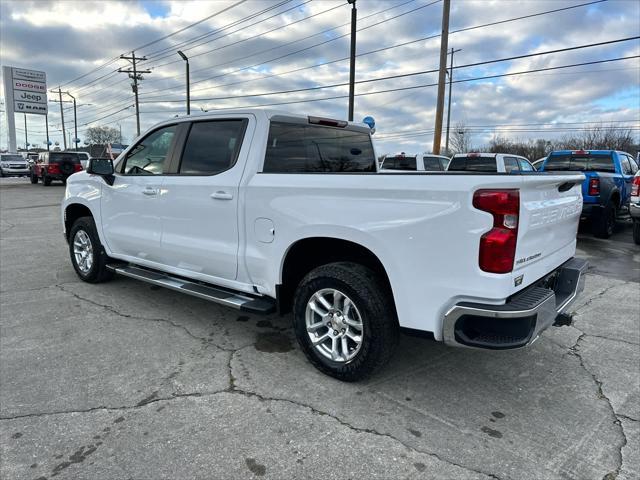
[539,150,639,238]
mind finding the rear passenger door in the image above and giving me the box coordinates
[159,117,252,281]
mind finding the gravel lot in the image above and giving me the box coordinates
[1,177,638,480]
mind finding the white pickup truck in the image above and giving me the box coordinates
[62,110,587,381]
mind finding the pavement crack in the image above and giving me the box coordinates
[56,284,214,345]
[571,282,629,315]
[223,383,501,479]
[569,334,627,479]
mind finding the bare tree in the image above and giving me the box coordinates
[449,121,472,154]
[86,126,121,145]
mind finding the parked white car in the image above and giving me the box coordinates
[77,152,91,169]
[62,110,587,380]
[448,153,535,173]
[380,152,449,171]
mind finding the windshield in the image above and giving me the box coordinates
[447,156,497,172]
[49,152,81,164]
[544,154,615,173]
[382,155,417,170]
[1,155,25,162]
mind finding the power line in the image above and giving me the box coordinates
[139,37,638,104]
[139,55,638,113]
[140,0,606,99]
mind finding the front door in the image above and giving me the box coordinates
[100,124,179,263]
[159,118,251,281]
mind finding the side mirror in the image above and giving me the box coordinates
[87,158,115,185]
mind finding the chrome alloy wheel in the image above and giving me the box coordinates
[73,230,94,274]
[305,288,364,363]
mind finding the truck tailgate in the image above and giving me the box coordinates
[514,173,584,289]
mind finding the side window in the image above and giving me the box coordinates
[620,156,632,175]
[504,157,520,173]
[121,125,177,175]
[423,156,443,171]
[179,120,247,175]
[263,122,376,173]
[625,155,638,174]
[519,159,534,172]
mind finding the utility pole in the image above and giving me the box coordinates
[177,51,190,115]
[119,51,151,137]
[64,92,78,151]
[50,87,67,150]
[432,0,450,154]
[24,114,28,151]
[45,115,50,151]
[347,0,357,122]
[445,47,461,156]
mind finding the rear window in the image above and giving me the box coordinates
[422,155,444,171]
[49,152,81,164]
[447,156,497,172]
[263,122,375,173]
[544,153,615,173]
[383,155,417,171]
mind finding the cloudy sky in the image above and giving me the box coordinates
[0,0,638,154]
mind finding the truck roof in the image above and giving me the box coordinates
[548,150,619,155]
[147,109,372,133]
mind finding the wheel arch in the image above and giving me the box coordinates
[277,237,396,315]
[64,203,94,241]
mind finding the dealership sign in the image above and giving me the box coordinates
[2,65,48,152]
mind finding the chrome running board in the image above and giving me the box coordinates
[106,264,275,314]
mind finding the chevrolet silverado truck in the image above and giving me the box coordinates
[62,110,587,381]
[540,150,639,238]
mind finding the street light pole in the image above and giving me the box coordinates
[45,114,50,151]
[177,50,190,115]
[347,0,357,122]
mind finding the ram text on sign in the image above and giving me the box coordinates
[14,100,47,114]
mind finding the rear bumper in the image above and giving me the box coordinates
[580,203,602,220]
[442,257,588,350]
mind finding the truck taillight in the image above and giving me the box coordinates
[47,164,60,174]
[588,177,600,196]
[632,176,640,197]
[74,164,83,172]
[473,189,519,274]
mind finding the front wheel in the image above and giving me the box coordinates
[292,262,399,381]
[69,216,114,283]
[633,221,640,245]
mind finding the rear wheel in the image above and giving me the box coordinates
[292,262,399,381]
[69,216,114,283]
[633,221,640,245]
[593,201,616,239]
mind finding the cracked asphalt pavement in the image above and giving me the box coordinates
[1,178,638,480]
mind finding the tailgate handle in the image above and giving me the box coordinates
[558,181,577,192]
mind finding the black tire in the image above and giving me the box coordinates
[292,262,399,382]
[68,216,114,283]
[42,174,52,186]
[633,221,640,245]
[0,169,4,177]
[30,170,38,184]
[593,201,616,238]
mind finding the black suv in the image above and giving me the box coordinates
[31,151,83,185]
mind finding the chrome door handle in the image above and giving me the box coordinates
[211,191,233,200]
[143,188,158,196]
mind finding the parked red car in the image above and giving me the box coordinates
[31,151,83,186]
